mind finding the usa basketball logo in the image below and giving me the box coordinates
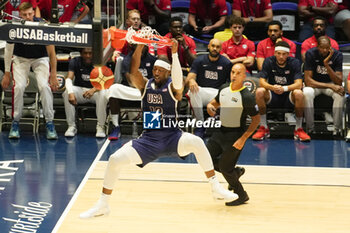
[143,111,161,129]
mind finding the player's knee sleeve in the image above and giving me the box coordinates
[108,142,142,168]
[178,133,213,172]
[103,142,142,189]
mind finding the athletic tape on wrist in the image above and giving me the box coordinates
[65,78,74,94]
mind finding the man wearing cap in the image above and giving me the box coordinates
[252,41,310,141]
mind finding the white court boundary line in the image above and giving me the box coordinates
[51,139,110,233]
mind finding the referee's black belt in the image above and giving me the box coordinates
[220,126,244,133]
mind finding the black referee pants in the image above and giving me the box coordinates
[206,131,245,196]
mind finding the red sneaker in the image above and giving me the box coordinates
[252,126,270,140]
[294,128,311,142]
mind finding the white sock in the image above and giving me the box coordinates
[111,114,119,127]
[295,117,302,130]
[208,175,219,186]
[99,192,111,204]
[260,114,267,128]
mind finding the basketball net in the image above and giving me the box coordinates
[125,26,172,47]
[108,26,172,49]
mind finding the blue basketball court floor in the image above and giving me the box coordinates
[0,131,349,232]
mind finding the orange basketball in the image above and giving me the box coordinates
[90,66,114,90]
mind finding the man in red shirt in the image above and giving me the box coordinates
[232,0,273,40]
[126,0,171,36]
[298,0,338,41]
[158,17,197,75]
[221,16,255,73]
[256,20,296,71]
[3,0,39,19]
[301,16,339,62]
[38,0,89,23]
[111,9,155,61]
[184,0,227,37]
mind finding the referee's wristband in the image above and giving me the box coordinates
[283,86,288,92]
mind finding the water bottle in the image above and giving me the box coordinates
[132,121,138,138]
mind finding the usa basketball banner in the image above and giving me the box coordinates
[0,21,92,47]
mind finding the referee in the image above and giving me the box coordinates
[206,63,260,206]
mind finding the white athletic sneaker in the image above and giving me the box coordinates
[324,112,333,124]
[346,129,350,142]
[96,125,106,138]
[64,126,77,137]
[79,201,110,219]
[211,183,239,202]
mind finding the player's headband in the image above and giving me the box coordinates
[154,60,171,71]
[275,46,290,53]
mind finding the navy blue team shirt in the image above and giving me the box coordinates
[68,56,94,88]
[121,51,157,86]
[142,78,177,128]
[190,54,232,88]
[13,17,48,59]
[304,47,343,83]
[259,56,302,85]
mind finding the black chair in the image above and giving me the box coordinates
[171,0,190,26]
[272,2,300,40]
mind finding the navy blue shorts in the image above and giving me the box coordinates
[132,128,183,167]
[267,91,294,109]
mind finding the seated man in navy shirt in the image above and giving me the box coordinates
[63,47,108,138]
[303,36,344,136]
[107,44,157,140]
[252,41,310,142]
[185,38,232,138]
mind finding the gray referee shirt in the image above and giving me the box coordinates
[215,83,258,129]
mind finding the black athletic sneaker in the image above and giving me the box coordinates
[236,166,245,178]
[228,166,246,191]
[225,191,249,206]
